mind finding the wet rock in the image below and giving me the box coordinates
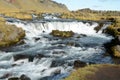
[94,22,104,33]
[13,54,34,62]
[52,51,66,54]
[80,34,87,37]
[74,60,87,69]
[8,77,19,80]
[0,73,12,79]
[66,42,80,47]
[20,74,31,80]
[34,37,41,42]
[50,60,65,67]
[51,69,61,75]
[35,54,45,59]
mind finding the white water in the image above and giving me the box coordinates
[0,20,113,80]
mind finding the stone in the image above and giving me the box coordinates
[74,60,87,69]
[0,73,12,79]
[8,77,19,80]
[13,54,34,62]
[20,74,31,80]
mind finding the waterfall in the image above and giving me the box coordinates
[0,19,113,80]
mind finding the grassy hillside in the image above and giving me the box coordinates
[0,0,69,13]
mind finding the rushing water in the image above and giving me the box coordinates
[0,19,113,80]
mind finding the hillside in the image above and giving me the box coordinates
[0,0,69,13]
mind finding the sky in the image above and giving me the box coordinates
[53,0,120,11]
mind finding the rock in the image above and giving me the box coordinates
[50,30,74,38]
[20,74,31,80]
[34,37,40,42]
[50,60,65,67]
[0,73,12,79]
[13,54,34,62]
[0,22,25,47]
[8,77,19,80]
[94,22,104,33]
[74,60,87,69]
[104,35,120,58]
[52,51,66,54]
[51,69,61,75]
[35,54,45,59]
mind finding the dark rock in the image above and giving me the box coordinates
[20,74,31,80]
[0,73,12,79]
[35,54,45,59]
[51,69,61,75]
[94,22,104,33]
[13,54,34,62]
[52,51,66,54]
[50,60,65,67]
[74,60,87,69]
[117,28,120,32]
[34,37,41,42]
[8,77,19,80]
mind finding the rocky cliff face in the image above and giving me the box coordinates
[0,0,69,13]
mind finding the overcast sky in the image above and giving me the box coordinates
[53,0,120,11]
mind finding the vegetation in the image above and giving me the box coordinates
[0,17,25,47]
[65,64,120,80]
[50,30,74,38]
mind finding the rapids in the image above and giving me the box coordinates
[0,19,113,80]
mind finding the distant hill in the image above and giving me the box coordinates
[0,0,69,13]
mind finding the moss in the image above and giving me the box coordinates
[0,21,25,47]
[111,46,120,58]
[65,64,120,80]
[50,30,74,38]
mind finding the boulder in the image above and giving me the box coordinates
[73,60,87,69]
[20,74,31,80]
[50,30,74,38]
[13,54,34,62]
[8,77,19,80]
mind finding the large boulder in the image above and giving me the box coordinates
[0,19,25,47]
[50,30,74,38]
